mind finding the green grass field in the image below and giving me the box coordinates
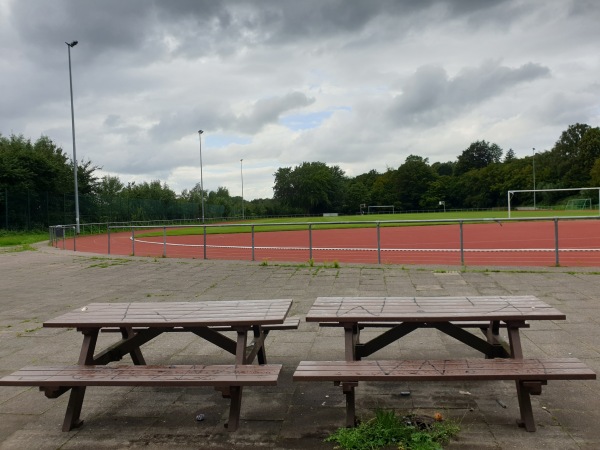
[0,231,48,248]
[133,209,599,238]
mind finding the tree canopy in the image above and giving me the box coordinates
[2,122,600,229]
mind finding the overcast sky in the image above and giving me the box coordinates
[2,0,599,199]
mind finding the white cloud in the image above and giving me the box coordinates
[1,0,599,199]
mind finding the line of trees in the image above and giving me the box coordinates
[1,122,599,229]
[274,123,600,214]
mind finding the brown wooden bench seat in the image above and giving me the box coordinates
[293,358,596,432]
[0,364,282,432]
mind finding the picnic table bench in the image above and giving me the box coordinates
[294,296,596,431]
[0,299,293,432]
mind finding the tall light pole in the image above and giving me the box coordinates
[198,130,205,223]
[240,159,244,219]
[532,147,536,210]
[66,40,80,233]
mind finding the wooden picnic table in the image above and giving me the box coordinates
[44,299,293,366]
[16,299,294,431]
[295,295,594,431]
[305,295,565,360]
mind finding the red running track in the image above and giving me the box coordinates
[55,220,600,267]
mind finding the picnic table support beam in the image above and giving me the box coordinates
[354,323,419,359]
[91,328,163,365]
[433,322,509,358]
[190,327,238,357]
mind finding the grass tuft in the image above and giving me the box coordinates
[325,409,460,450]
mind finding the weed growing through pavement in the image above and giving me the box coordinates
[325,409,460,450]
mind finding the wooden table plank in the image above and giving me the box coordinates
[306,296,565,322]
[44,299,293,328]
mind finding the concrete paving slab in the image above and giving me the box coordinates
[0,243,598,449]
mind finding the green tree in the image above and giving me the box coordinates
[396,155,437,210]
[455,140,503,175]
[273,162,346,214]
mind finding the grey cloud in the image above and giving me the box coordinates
[236,92,315,133]
[149,91,314,142]
[388,61,550,127]
[8,1,517,66]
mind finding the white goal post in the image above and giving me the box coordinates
[507,187,600,217]
[367,205,395,214]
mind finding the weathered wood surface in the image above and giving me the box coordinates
[0,364,282,387]
[44,299,293,328]
[293,358,596,382]
[306,296,565,323]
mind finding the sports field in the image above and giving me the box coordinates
[55,211,600,267]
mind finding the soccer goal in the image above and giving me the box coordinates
[507,187,600,217]
[367,205,395,214]
[565,198,592,210]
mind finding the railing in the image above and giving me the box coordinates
[50,215,600,266]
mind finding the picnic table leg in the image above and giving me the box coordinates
[225,386,243,431]
[506,322,537,430]
[120,327,146,365]
[343,324,359,361]
[235,330,249,364]
[342,325,359,426]
[515,382,537,432]
[342,382,358,427]
[254,325,267,365]
[60,328,100,431]
[78,328,99,364]
[62,387,86,431]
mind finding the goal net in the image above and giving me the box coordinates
[367,205,395,214]
[507,187,600,217]
[565,198,592,210]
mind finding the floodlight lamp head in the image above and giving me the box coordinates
[66,40,78,47]
[198,129,204,135]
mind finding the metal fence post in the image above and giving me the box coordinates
[554,218,559,266]
[107,226,111,255]
[309,224,313,261]
[203,226,207,260]
[251,225,255,261]
[460,221,464,265]
[163,226,167,258]
[73,226,76,252]
[131,227,135,256]
[377,222,381,264]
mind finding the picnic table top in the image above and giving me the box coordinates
[43,299,293,328]
[305,295,566,323]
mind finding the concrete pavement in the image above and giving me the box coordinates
[0,242,599,449]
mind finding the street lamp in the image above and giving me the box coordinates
[66,40,80,233]
[198,130,205,223]
[240,159,244,219]
[532,147,536,210]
